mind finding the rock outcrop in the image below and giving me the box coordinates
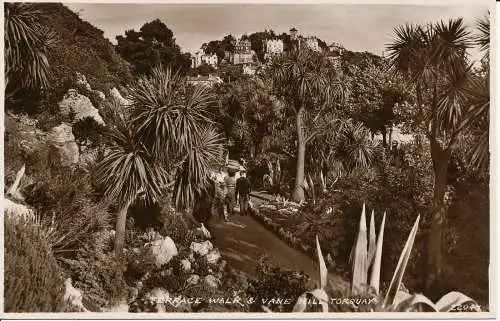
[4,199,35,222]
[109,87,131,106]
[63,278,89,312]
[147,236,178,268]
[189,240,213,256]
[59,89,104,125]
[48,123,80,167]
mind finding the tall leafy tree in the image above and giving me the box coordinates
[387,18,488,296]
[266,48,346,202]
[115,19,191,75]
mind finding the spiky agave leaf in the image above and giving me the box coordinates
[435,291,477,312]
[316,235,328,289]
[6,164,26,197]
[292,289,329,313]
[383,215,420,307]
[394,293,437,312]
[368,209,376,265]
[307,174,316,203]
[369,211,386,294]
[352,203,368,294]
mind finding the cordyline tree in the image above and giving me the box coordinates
[4,2,56,100]
[266,48,346,202]
[386,17,489,297]
[95,66,222,254]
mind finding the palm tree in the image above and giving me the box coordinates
[266,48,346,202]
[386,18,479,296]
[4,3,55,96]
[96,67,223,254]
[95,101,168,254]
[337,120,381,172]
[129,67,223,210]
[462,14,489,172]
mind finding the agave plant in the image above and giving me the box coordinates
[350,204,388,295]
[385,291,479,312]
[269,203,478,313]
[291,235,330,312]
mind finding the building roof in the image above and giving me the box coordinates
[290,27,298,32]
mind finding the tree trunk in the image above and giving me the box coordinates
[425,140,451,299]
[381,127,387,148]
[389,126,393,150]
[114,199,133,255]
[292,106,306,202]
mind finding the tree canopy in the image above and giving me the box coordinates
[115,19,191,75]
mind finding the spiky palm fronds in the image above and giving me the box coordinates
[173,127,223,209]
[95,102,167,207]
[338,121,380,171]
[266,48,346,111]
[129,66,214,162]
[475,14,490,54]
[5,3,56,90]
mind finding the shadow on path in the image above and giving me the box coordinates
[211,195,349,292]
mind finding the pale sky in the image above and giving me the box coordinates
[65,2,490,60]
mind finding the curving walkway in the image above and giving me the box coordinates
[211,193,349,291]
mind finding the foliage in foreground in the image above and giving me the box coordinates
[4,215,66,312]
[287,205,480,313]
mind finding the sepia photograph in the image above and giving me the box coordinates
[2,0,494,316]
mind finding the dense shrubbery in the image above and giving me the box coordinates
[72,116,106,151]
[246,256,311,312]
[4,216,66,312]
[24,166,112,257]
[60,250,129,310]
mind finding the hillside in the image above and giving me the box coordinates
[32,3,132,113]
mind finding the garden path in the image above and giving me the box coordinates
[211,192,349,291]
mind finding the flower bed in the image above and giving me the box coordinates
[250,199,349,278]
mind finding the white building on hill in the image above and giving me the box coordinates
[191,52,218,69]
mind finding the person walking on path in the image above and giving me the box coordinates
[212,169,228,221]
[236,170,251,216]
[224,170,237,218]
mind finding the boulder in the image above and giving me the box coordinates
[59,89,104,125]
[187,274,200,285]
[4,199,35,222]
[63,278,88,312]
[205,248,221,265]
[102,301,129,312]
[204,275,219,288]
[93,90,106,102]
[109,87,131,106]
[147,236,178,267]
[190,240,213,256]
[145,287,170,312]
[48,123,79,167]
[75,72,92,92]
[180,259,192,272]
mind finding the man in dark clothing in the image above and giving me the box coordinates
[236,170,251,216]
